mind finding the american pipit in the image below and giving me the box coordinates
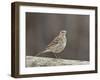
[36,30,67,58]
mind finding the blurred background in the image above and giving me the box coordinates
[26,12,89,61]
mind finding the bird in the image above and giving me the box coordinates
[36,30,67,58]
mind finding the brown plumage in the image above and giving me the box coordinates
[36,30,67,58]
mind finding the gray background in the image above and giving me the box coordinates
[26,12,89,61]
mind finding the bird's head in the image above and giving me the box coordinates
[60,30,67,35]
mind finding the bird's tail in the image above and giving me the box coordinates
[35,50,50,56]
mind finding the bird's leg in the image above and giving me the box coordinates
[53,53,58,59]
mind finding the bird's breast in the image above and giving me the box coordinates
[53,36,67,53]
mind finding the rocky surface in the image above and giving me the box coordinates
[26,56,89,67]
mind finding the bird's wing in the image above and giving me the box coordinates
[47,35,60,48]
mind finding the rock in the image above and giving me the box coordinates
[26,56,89,67]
